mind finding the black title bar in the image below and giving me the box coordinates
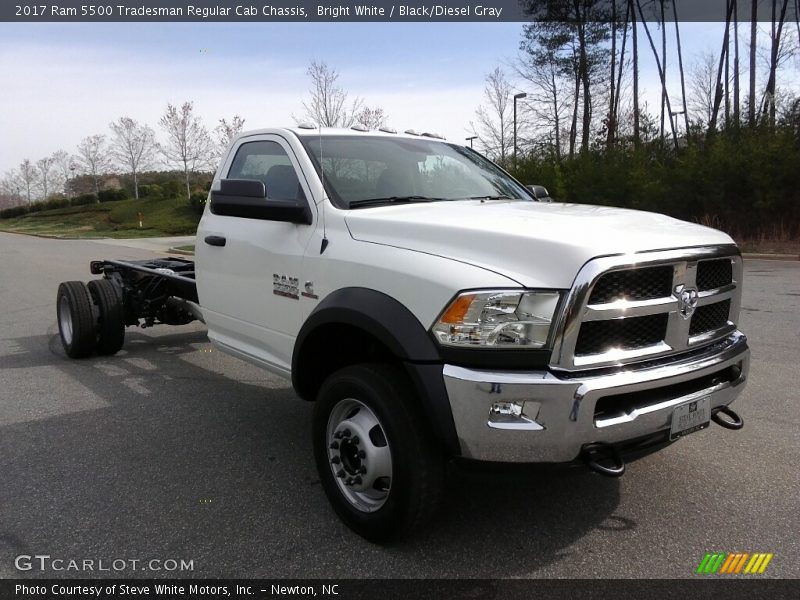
[3,0,797,22]
[4,579,800,600]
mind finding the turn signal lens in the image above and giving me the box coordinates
[439,293,476,323]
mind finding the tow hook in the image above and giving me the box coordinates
[581,442,625,478]
[711,405,744,430]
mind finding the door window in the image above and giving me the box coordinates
[227,141,306,202]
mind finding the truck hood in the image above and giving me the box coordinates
[344,200,735,288]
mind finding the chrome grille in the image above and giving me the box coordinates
[551,247,742,370]
[696,259,733,291]
[575,314,668,356]
[588,266,673,304]
[690,299,731,337]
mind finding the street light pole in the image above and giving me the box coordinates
[465,136,477,149]
[513,92,527,170]
[69,163,76,206]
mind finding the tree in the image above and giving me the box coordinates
[521,3,611,155]
[159,102,214,201]
[672,1,691,137]
[514,49,569,160]
[76,134,111,198]
[688,51,719,124]
[355,106,388,130]
[631,0,641,145]
[0,170,24,208]
[472,67,515,163]
[635,0,679,148]
[749,0,759,124]
[214,115,245,157]
[709,0,736,136]
[51,150,76,200]
[110,117,156,199]
[36,156,55,200]
[18,159,38,204]
[299,60,363,128]
[761,0,793,125]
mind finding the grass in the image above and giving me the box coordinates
[0,197,201,238]
[738,240,800,255]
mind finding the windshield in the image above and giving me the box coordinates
[298,135,532,208]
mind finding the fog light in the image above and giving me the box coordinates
[488,400,544,431]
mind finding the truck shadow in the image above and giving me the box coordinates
[0,328,626,578]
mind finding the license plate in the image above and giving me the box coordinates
[670,396,711,440]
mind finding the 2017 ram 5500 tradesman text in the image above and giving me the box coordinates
[56,128,749,541]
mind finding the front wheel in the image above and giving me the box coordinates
[312,364,444,542]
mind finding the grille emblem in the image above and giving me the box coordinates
[674,284,699,319]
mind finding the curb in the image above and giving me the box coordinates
[742,253,799,262]
[168,247,195,256]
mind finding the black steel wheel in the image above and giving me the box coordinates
[56,281,96,359]
[313,363,444,542]
[87,278,125,356]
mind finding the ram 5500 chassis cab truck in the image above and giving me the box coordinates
[56,127,749,541]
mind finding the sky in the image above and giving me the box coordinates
[0,21,780,174]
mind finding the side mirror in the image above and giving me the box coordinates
[210,179,311,224]
[526,184,553,203]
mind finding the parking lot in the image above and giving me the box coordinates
[0,231,798,579]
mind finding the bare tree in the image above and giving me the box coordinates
[36,156,55,200]
[606,0,631,148]
[472,67,515,163]
[709,1,736,136]
[109,117,156,200]
[672,2,691,137]
[51,150,76,200]
[631,0,641,145]
[688,51,719,124]
[0,170,24,208]
[761,0,793,125]
[18,159,38,204]
[159,102,214,201]
[749,0,759,124]
[214,115,246,157]
[76,135,111,198]
[732,0,741,127]
[636,0,678,147]
[299,60,363,128]
[355,106,388,130]
[514,51,568,160]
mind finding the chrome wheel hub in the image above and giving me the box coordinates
[326,398,392,512]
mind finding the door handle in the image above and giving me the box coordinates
[204,235,226,247]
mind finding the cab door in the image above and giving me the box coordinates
[195,134,317,375]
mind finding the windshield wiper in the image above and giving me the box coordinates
[461,195,514,201]
[348,196,445,208]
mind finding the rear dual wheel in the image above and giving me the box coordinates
[56,279,124,358]
[87,279,125,355]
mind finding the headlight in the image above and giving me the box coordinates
[432,290,561,349]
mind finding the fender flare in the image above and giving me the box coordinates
[292,287,460,454]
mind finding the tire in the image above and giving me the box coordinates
[313,363,444,542]
[56,281,96,359]
[87,278,125,356]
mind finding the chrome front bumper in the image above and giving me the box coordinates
[442,332,750,462]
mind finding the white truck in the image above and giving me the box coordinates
[56,127,749,541]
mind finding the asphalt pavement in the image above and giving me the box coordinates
[0,231,798,579]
